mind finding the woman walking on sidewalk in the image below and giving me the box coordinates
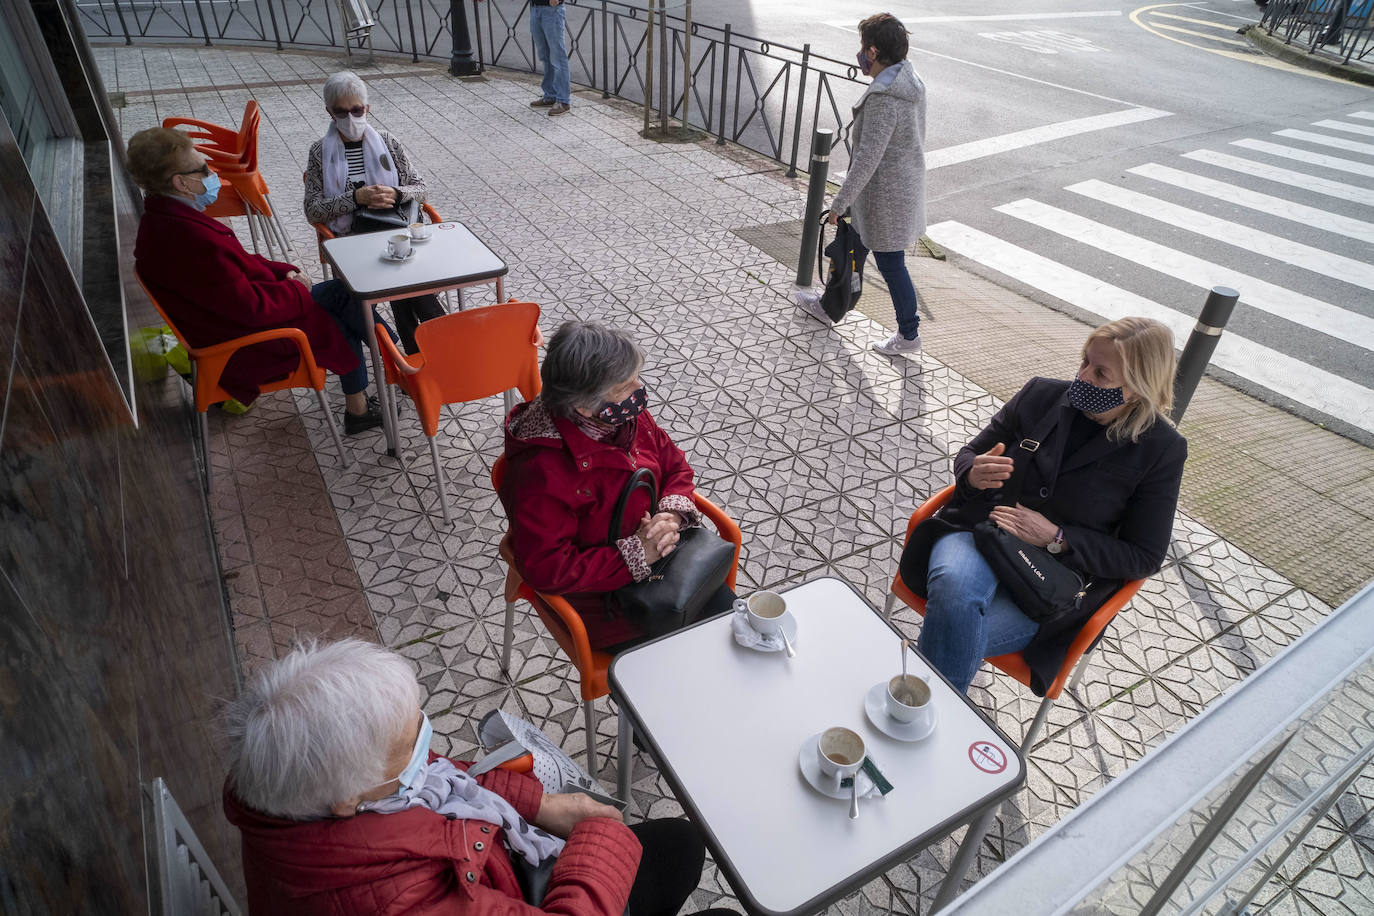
[827,12,927,357]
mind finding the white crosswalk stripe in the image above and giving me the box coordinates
[925,120,1374,435]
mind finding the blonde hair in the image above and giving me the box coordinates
[126,127,195,195]
[1083,317,1176,443]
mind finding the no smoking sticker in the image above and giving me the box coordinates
[968,741,1007,775]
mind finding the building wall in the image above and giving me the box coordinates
[0,0,243,907]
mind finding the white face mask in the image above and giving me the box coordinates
[335,113,367,141]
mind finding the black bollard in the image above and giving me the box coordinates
[1172,286,1239,424]
[449,0,481,76]
[794,129,834,289]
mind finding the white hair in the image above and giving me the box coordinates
[323,70,369,108]
[222,638,420,819]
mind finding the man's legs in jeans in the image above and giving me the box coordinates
[310,279,396,415]
[872,249,921,341]
[916,531,1039,694]
[531,5,571,105]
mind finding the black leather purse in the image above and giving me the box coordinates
[608,468,735,638]
[971,421,1091,623]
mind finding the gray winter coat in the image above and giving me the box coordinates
[831,61,927,253]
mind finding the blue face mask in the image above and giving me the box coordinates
[394,712,434,791]
[856,50,872,76]
[192,171,221,211]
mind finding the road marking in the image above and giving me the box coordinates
[1066,179,1374,292]
[925,220,1374,433]
[1232,139,1374,178]
[1128,162,1374,244]
[1275,128,1374,157]
[996,198,1374,349]
[1150,11,1243,29]
[1314,119,1374,138]
[1149,22,1250,45]
[1182,149,1374,207]
[828,12,1121,26]
[1352,112,1374,122]
[977,30,1108,53]
[927,108,1171,170]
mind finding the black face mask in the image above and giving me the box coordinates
[597,385,647,426]
[1067,377,1125,414]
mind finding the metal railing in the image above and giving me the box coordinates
[1259,0,1374,64]
[78,0,869,175]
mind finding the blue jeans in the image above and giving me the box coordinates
[916,531,1040,694]
[310,280,395,398]
[531,4,571,105]
[873,249,920,340]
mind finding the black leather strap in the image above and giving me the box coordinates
[607,467,658,545]
[1000,407,1065,506]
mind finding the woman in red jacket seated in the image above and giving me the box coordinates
[128,126,390,435]
[498,321,735,651]
[223,639,729,916]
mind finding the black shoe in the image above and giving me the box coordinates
[344,396,384,435]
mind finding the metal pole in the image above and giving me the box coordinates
[658,0,669,132]
[715,23,731,145]
[794,128,833,287]
[785,43,811,178]
[680,0,691,133]
[1171,285,1239,424]
[449,0,481,75]
[601,0,610,98]
[643,0,654,133]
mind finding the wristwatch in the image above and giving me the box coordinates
[1046,527,1066,555]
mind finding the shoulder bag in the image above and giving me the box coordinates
[817,210,870,322]
[971,411,1091,623]
[608,468,735,638]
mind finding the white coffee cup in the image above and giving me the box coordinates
[746,590,786,635]
[387,234,412,259]
[817,726,865,790]
[409,221,430,240]
[886,673,933,726]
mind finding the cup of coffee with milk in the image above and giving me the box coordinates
[816,726,865,791]
[886,673,934,730]
[745,590,786,635]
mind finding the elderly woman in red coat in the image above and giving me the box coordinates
[498,321,735,651]
[223,639,729,916]
[128,126,389,435]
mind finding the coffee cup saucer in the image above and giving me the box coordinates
[409,233,433,243]
[744,612,797,652]
[864,682,936,742]
[381,249,417,262]
[797,733,851,800]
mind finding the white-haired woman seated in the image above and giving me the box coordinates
[303,70,445,354]
[223,639,730,916]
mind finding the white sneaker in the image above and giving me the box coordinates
[794,290,833,325]
[872,332,922,356]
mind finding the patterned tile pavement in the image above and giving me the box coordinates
[95,46,1371,915]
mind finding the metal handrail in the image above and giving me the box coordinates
[1258,0,1374,64]
[79,0,871,174]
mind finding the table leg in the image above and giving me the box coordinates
[363,304,399,458]
[616,711,634,808]
[496,276,505,303]
[931,805,998,912]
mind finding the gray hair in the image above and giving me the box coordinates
[221,638,420,819]
[323,71,369,109]
[540,320,645,418]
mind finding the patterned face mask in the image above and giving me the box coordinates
[1067,376,1125,414]
[597,385,647,426]
[856,50,872,76]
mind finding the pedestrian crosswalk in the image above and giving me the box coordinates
[927,112,1374,437]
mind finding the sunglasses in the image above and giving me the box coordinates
[329,105,367,118]
[175,163,211,178]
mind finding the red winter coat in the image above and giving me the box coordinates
[134,195,358,405]
[223,754,641,916]
[498,398,697,649]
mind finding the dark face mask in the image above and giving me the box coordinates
[597,385,648,426]
[856,49,872,76]
[1067,376,1125,414]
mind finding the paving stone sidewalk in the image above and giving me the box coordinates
[96,45,1374,915]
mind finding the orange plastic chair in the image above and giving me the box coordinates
[883,484,1144,752]
[374,302,542,526]
[490,453,743,782]
[136,270,349,490]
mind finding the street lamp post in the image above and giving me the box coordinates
[450,0,481,76]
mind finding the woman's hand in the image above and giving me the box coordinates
[286,270,311,287]
[989,504,1058,547]
[636,511,681,564]
[355,184,397,208]
[826,208,840,226]
[967,442,1015,491]
[533,792,623,838]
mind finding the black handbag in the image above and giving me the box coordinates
[817,210,869,322]
[608,468,735,638]
[351,196,419,233]
[971,421,1091,623]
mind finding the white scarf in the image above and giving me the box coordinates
[358,757,566,865]
[322,121,399,234]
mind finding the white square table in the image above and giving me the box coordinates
[322,221,508,455]
[608,576,1025,916]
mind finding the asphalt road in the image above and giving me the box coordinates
[670,0,1374,440]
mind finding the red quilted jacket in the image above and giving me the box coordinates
[134,195,358,405]
[223,755,641,916]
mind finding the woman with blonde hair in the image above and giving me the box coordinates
[898,317,1187,694]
